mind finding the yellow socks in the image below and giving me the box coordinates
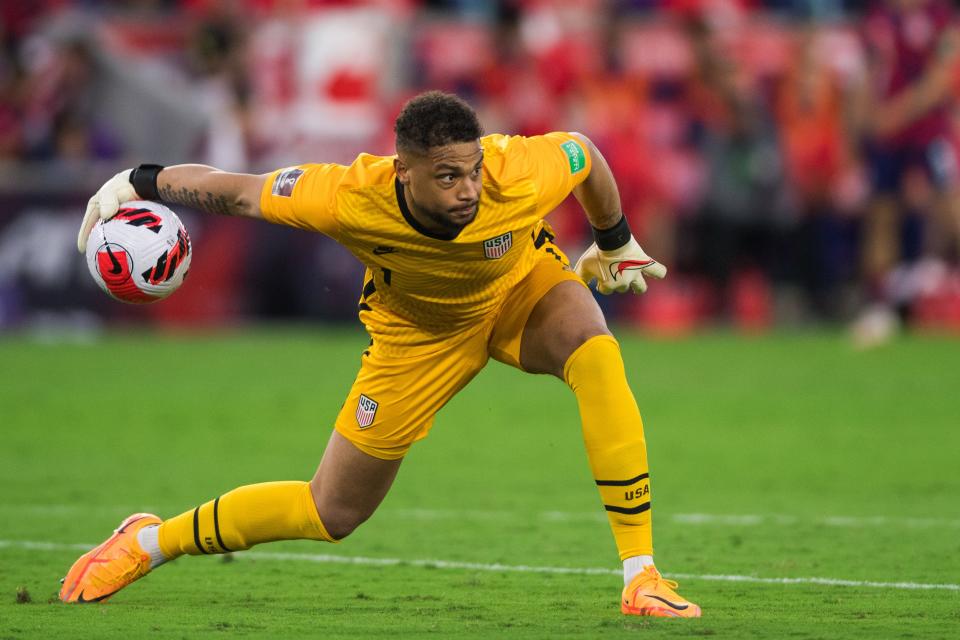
[157,481,334,559]
[564,335,653,560]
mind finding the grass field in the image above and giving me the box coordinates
[1,328,958,638]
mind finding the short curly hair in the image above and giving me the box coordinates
[394,91,483,155]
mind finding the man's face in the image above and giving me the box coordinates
[395,140,483,237]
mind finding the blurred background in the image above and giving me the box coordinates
[2,0,960,343]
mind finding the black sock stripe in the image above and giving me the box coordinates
[595,473,649,487]
[604,501,651,515]
[213,496,231,553]
[192,507,209,554]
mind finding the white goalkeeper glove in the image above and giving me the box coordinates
[77,169,137,253]
[574,236,667,295]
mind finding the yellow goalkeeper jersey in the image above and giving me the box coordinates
[259,132,592,346]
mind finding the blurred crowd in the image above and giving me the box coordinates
[3,0,960,339]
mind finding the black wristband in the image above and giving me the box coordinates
[130,164,164,201]
[592,215,632,251]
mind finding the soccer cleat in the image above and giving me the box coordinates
[59,513,161,603]
[621,565,701,618]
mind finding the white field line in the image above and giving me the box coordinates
[3,504,958,529]
[1,539,958,592]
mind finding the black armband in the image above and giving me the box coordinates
[130,164,164,201]
[592,215,632,251]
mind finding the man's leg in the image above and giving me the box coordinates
[60,431,401,603]
[516,281,652,561]
[157,430,401,557]
[514,279,700,618]
[310,430,403,540]
[61,305,487,603]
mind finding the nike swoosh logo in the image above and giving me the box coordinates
[76,588,119,603]
[610,259,656,279]
[372,246,397,255]
[645,594,689,610]
[105,247,123,274]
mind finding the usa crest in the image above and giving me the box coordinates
[356,394,379,429]
[483,232,512,259]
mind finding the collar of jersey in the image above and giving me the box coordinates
[394,177,464,241]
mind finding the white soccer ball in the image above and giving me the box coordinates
[85,200,192,304]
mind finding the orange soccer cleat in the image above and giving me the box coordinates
[621,565,702,618]
[59,513,161,603]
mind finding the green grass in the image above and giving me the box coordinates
[1,328,958,638]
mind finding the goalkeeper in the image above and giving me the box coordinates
[62,91,700,618]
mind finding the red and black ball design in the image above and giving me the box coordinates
[85,200,192,304]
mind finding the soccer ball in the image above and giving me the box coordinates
[85,200,192,304]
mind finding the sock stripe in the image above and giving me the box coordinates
[595,473,649,487]
[213,496,232,553]
[192,507,209,554]
[605,502,651,515]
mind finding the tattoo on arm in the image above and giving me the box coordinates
[159,185,236,216]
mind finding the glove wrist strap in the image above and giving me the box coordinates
[592,215,632,251]
[130,164,164,201]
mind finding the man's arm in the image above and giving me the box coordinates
[568,132,666,295]
[78,164,269,252]
[155,165,268,220]
[569,132,623,231]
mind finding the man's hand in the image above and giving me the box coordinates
[574,237,667,294]
[78,169,137,253]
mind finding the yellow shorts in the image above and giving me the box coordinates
[333,233,585,460]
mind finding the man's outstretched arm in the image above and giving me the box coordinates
[568,133,666,295]
[155,165,267,219]
[78,165,268,252]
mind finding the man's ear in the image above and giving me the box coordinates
[394,157,409,185]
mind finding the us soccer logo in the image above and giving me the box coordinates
[356,394,379,429]
[483,232,512,259]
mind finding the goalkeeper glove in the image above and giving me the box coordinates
[77,169,136,253]
[574,217,666,295]
[77,164,164,253]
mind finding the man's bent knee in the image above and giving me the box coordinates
[553,326,612,377]
[309,430,403,541]
[567,324,612,351]
[315,503,372,540]
[520,281,612,379]
[308,475,382,540]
